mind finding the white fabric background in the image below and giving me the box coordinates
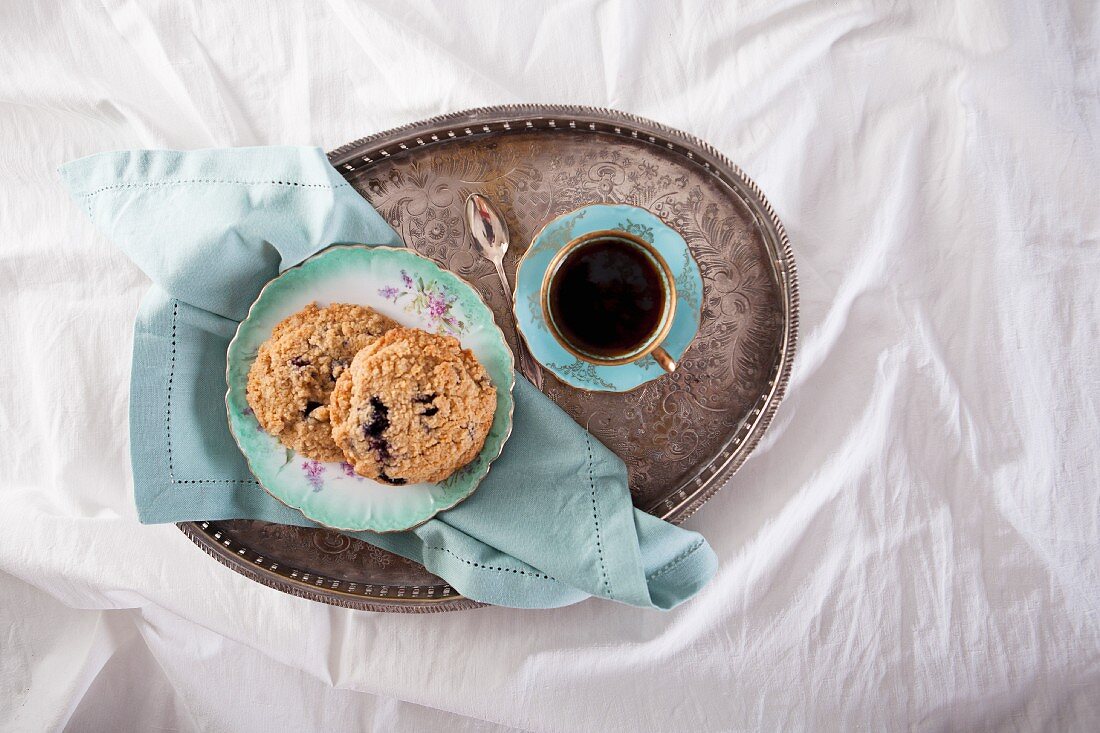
[1,1,1097,730]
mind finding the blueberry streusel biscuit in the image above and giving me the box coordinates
[246,302,398,462]
[330,327,497,484]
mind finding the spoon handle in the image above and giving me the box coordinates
[492,258,544,389]
[492,259,511,300]
[517,332,545,390]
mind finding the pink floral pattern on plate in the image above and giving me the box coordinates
[302,460,325,491]
[378,269,467,335]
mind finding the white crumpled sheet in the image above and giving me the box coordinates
[1,1,1098,730]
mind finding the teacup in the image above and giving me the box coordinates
[541,230,679,372]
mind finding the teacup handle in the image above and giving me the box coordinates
[652,347,677,373]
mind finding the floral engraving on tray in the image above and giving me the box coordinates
[357,129,784,506]
[312,532,352,555]
[220,520,423,576]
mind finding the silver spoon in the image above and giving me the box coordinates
[464,193,544,389]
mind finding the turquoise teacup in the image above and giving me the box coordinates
[541,230,679,372]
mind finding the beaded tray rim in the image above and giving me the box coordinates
[179,104,799,612]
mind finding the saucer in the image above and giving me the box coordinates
[514,204,703,392]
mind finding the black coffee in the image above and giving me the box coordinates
[548,237,665,357]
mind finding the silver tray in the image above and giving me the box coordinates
[179,105,798,613]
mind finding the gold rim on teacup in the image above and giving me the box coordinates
[540,230,679,372]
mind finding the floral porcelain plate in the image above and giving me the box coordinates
[226,245,515,533]
[514,204,703,392]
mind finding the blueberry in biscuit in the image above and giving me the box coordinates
[330,327,496,485]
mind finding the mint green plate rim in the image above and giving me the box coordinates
[224,245,516,533]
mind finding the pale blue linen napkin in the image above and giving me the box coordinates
[59,146,717,610]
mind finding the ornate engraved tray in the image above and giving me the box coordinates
[179,105,798,613]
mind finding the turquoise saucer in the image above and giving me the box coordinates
[514,204,703,392]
